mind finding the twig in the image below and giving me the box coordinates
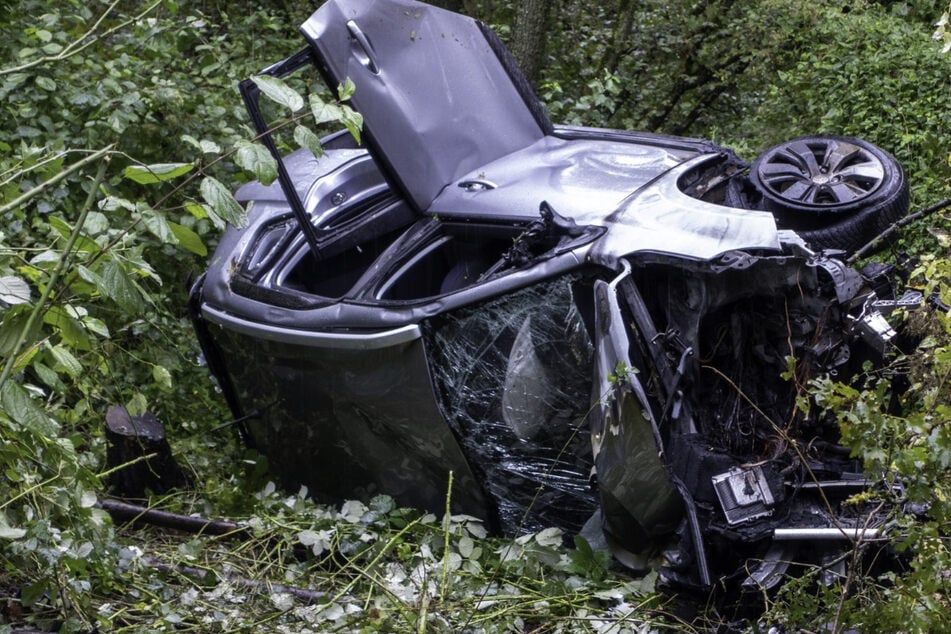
[0,145,114,216]
[96,498,249,537]
[847,198,951,264]
[439,470,455,601]
[324,516,423,607]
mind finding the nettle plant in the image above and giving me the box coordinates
[0,41,360,625]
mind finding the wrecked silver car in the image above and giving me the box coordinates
[190,0,912,589]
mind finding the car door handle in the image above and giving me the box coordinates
[458,179,497,192]
[347,21,380,75]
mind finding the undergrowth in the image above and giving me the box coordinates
[20,482,676,633]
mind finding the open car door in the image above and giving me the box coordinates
[300,0,552,212]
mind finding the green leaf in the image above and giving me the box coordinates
[126,392,148,417]
[340,106,364,145]
[29,250,61,270]
[309,93,344,124]
[0,381,60,436]
[80,315,109,339]
[337,78,356,101]
[43,305,91,351]
[534,527,563,547]
[568,535,609,580]
[99,195,136,213]
[167,222,207,256]
[35,76,56,91]
[83,210,110,237]
[181,135,221,155]
[80,489,97,508]
[0,276,32,305]
[0,524,26,540]
[123,163,195,185]
[251,75,304,112]
[139,205,177,245]
[76,264,102,287]
[0,307,38,357]
[98,261,146,314]
[10,343,38,375]
[235,141,278,186]
[20,581,47,608]
[33,361,64,392]
[185,201,210,220]
[200,177,247,228]
[47,216,100,254]
[293,125,324,158]
[50,345,82,379]
[152,365,172,390]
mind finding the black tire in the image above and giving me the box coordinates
[749,135,909,254]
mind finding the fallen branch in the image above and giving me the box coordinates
[96,498,250,537]
[101,501,328,602]
[848,197,951,264]
[146,559,326,603]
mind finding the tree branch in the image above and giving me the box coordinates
[96,498,250,537]
[847,198,951,264]
[0,0,163,77]
[0,148,112,392]
[0,146,115,216]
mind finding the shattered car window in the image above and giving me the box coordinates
[426,277,598,534]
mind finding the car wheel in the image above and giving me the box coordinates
[749,135,908,254]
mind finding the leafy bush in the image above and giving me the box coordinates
[0,3,308,628]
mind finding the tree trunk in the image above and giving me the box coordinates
[104,405,187,498]
[603,0,635,75]
[510,0,552,85]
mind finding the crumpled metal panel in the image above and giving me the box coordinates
[429,135,695,221]
[590,276,681,552]
[424,277,599,534]
[301,0,546,211]
[592,155,783,265]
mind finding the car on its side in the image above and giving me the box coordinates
[191,0,913,589]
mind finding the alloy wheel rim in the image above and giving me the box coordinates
[756,138,885,208]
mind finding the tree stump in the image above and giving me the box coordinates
[105,405,186,498]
